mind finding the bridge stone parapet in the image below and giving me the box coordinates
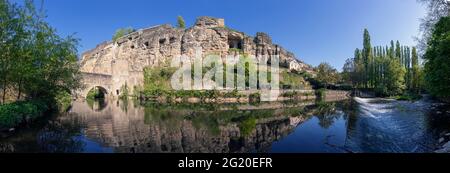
[74,72,114,100]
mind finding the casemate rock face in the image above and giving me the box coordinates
[79,16,313,97]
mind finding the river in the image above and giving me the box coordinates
[0,97,449,153]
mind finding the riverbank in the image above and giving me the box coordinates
[435,132,450,153]
[432,103,450,153]
[0,100,49,136]
[139,89,349,104]
[0,92,72,138]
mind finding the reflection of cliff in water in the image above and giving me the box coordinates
[65,100,318,153]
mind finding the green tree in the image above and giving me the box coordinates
[0,0,80,128]
[315,62,338,89]
[395,41,401,60]
[112,27,135,42]
[346,29,417,97]
[0,0,80,105]
[362,29,373,88]
[374,58,406,96]
[342,58,355,86]
[423,16,450,101]
[119,83,129,100]
[411,47,422,93]
[390,40,395,58]
[177,15,186,29]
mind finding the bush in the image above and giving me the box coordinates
[316,88,327,100]
[249,92,261,103]
[55,91,72,112]
[143,66,176,93]
[280,70,309,89]
[119,83,129,100]
[0,100,49,129]
[222,89,242,98]
[395,92,422,101]
[281,91,298,98]
[112,27,135,42]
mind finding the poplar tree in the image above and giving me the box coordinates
[362,29,372,88]
[411,47,421,93]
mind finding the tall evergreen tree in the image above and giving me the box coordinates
[411,47,421,93]
[390,40,395,58]
[362,29,372,88]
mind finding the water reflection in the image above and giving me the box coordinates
[64,99,318,153]
[1,96,448,153]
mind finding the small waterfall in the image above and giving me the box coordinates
[353,97,395,118]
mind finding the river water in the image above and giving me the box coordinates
[0,97,449,153]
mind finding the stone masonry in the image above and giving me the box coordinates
[79,16,314,98]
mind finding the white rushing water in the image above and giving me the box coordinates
[353,97,396,118]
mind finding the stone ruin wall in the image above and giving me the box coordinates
[79,16,314,96]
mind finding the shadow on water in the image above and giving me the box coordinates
[1,96,449,153]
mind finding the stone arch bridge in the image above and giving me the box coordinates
[75,72,114,99]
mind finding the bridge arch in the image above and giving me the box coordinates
[74,72,114,100]
[85,85,110,99]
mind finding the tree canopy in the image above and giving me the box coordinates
[423,16,450,100]
[343,29,421,96]
[0,0,80,104]
[315,62,339,89]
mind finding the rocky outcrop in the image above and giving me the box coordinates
[80,16,314,97]
[435,132,450,153]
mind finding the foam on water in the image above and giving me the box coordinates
[354,97,395,118]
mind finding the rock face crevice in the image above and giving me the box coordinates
[80,16,314,97]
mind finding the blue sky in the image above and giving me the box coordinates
[20,0,426,69]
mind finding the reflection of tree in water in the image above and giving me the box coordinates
[49,100,324,153]
[139,104,311,152]
[313,101,340,129]
[36,116,85,153]
[119,98,129,113]
[144,107,186,132]
[86,98,107,112]
[340,99,359,134]
[143,103,286,137]
[188,113,221,136]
